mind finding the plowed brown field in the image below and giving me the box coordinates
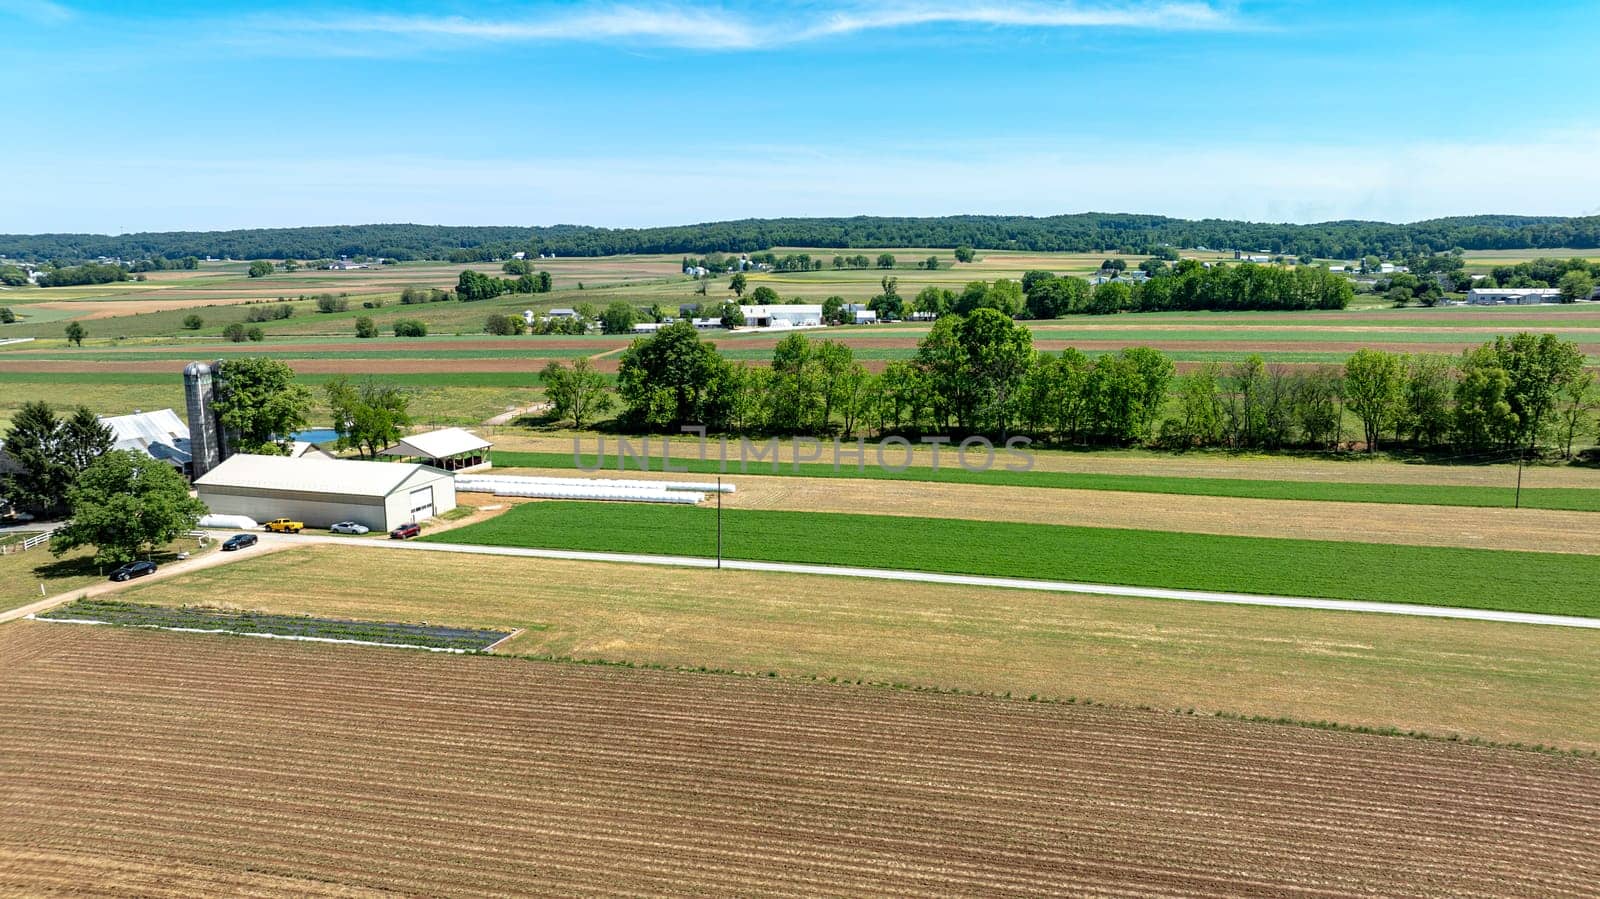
[2,623,1597,897]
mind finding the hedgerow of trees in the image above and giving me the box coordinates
[603,320,1595,457]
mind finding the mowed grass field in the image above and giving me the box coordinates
[429,502,1600,617]
[3,624,1597,898]
[112,544,1600,750]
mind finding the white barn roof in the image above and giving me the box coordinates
[101,408,188,446]
[380,427,491,460]
[194,453,447,498]
[100,408,191,466]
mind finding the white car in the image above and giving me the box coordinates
[329,521,370,535]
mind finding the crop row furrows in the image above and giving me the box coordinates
[5,794,1254,899]
[8,685,1596,848]
[12,655,1592,808]
[6,732,1593,889]
[9,702,1595,865]
[3,763,1458,899]
[22,633,1596,787]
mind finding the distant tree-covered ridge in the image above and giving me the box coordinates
[4,213,1600,264]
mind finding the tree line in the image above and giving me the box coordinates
[541,318,1595,458]
[9,214,1600,263]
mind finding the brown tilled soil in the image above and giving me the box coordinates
[2,623,1596,897]
[501,466,1600,554]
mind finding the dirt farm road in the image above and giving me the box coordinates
[9,529,1594,631]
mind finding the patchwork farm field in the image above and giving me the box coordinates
[2,622,1597,897]
[113,545,1600,749]
[430,502,1600,616]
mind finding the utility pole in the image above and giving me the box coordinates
[1514,452,1524,509]
[716,477,723,569]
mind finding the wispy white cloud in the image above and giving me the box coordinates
[0,0,74,25]
[281,2,1243,52]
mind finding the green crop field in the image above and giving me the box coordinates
[492,450,1600,511]
[428,502,1600,617]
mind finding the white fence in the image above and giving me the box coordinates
[0,530,53,555]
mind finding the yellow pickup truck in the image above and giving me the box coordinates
[263,518,304,534]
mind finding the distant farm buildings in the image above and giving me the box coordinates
[1466,288,1565,305]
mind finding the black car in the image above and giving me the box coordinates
[221,533,258,551]
[109,560,157,582]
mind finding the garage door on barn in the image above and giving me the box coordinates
[410,486,435,520]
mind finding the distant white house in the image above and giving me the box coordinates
[684,265,709,277]
[1466,288,1563,305]
[844,303,877,324]
[1234,251,1271,263]
[512,251,526,260]
[547,308,578,319]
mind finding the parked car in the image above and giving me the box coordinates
[221,533,258,551]
[264,518,304,534]
[389,522,421,540]
[330,521,370,535]
[108,560,157,582]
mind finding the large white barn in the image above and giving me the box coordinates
[194,454,456,532]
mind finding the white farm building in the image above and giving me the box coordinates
[739,304,824,329]
[194,454,456,532]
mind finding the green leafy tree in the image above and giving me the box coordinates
[1557,369,1596,459]
[247,260,274,278]
[1344,348,1405,452]
[0,307,14,324]
[728,272,747,297]
[324,378,413,458]
[1,402,113,517]
[182,314,203,330]
[1558,270,1595,304]
[719,302,746,329]
[923,255,940,270]
[354,316,378,339]
[599,302,637,335]
[223,322,247,342]
[1162,363,1226,448]
[876,253,896,269]
[616,321,729,430]
[821,295,847,325]
[956,309,1035,435]
[913,286,953,318]
[50,450,206,566]
[64,321,85,346]
[393,319,427,337]
[246,327,265,342]
[212,357,313,455]
[747,285,779,306]
[954,245,975,263]
[540,357,615,429]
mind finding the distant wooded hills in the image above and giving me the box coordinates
[4,214,1598,264]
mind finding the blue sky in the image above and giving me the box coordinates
[4,0,1599,232]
